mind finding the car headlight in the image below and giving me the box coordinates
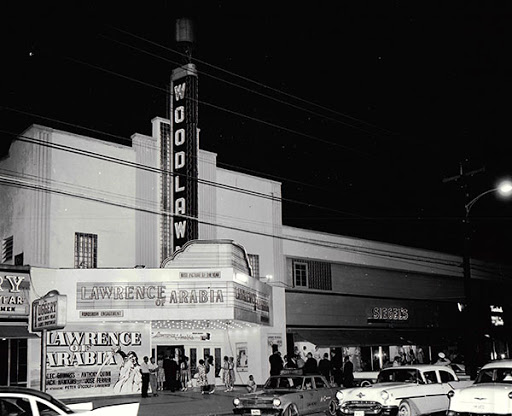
[448,390,455,398]
[336,391,344,402]
[381,390,389,401]
[272,398,281,407]
[233,398,241,406]
[508,391,512,399]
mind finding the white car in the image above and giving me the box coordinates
[447,359,512,416]
[0,387,139,416]
[336,365,472,416]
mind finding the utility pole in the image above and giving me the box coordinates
[443,160,485,379]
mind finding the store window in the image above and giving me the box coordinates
[248,254,260,278]
[74,232,97,268]
[2,235,13,262]
[292,259,332,290]
[0,338,27,386]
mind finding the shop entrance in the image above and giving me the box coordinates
[0,338,27,386]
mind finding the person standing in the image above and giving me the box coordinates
[222,356,230,392]
[269,344,284,376]
[180,356,190,391]
[342,355,354,388]
[318,353,333,382]
[207,355,216,394]
[163,352,173,390]
[148,356,159,396]
[140,356,151,398]
[228,356,235,391]
[331,350,343,387]
[156,355,165,391]
[303,352,318,375]
[197,359,208,395]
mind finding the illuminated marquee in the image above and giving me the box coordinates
[171,64,199,252]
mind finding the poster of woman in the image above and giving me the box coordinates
[236,343,248,372]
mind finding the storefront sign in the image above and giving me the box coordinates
[32,294,67,331]
[0,273,30,316]
[490,305,505,327]
[43,323,150,399]
[368,307,409,323]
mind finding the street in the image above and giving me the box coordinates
[64,387,237,416]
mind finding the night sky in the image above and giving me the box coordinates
[1,2,511,264]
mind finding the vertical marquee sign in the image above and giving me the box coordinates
[170,63,199,253]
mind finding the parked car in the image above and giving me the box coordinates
[335,364,472,416]
[353,371,379,387]
[447,359,512,416]
[0,386,139,416]
[233,372,338,416]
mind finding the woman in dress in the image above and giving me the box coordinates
[180,356,190,391]
[197,359,208,394]
[157,354,165,391]
[207,355,216,394]
[222,356,230,392]
[228,356,235,391]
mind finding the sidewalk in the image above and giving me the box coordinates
[64,386,239,416]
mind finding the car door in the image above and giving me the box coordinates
[299,377,317,415]
[313,376,333,414]
[415,370,448,414]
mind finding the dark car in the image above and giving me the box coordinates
[233,372,338,416]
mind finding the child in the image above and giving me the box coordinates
[246,374,257,393]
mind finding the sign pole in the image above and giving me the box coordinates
[40,328,47,392]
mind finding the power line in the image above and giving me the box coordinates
[0,128,368,220]
[0,171,467,276]
[106,25,395,137]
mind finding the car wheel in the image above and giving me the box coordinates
[398,401,415,416]
[325,399,337,416]
[360,380,372,387]
[283,403,300,416]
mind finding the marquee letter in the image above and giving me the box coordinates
[175,151,185,169]
[174,83,186,101]
[174,175,185,192]
[174,221,187,239]
[175,129,185,146]
[175,198,186,215]
[174,106,185,123]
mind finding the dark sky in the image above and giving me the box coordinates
[1,2,512,264]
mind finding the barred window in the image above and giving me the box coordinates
[294,262,308,287]
[75,232,98,268]
[248,254,260,279]
[2,236,13,262]
[293,259,332,290]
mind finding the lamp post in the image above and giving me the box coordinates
[462,179,512,379]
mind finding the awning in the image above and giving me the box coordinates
[290,328,463,347]
[0,323,40,339]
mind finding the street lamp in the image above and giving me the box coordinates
[463,179,512,379]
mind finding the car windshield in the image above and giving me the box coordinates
[377,369,420,383]
[475,368,512,384]
[264,376,305,390]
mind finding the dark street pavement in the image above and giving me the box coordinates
[64,387,238,416]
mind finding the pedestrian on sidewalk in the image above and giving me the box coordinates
[148,356,159,396]
[140,356,151,398]
[197,359,208,394]
[180,356,190,391]
[228,356,235,391]
[222,356,230,392]
[157,354,165,391]
[207,355,216,394]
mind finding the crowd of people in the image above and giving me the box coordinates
[269,344,355,388]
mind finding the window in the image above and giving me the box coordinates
[439,370,455,383]
[2,236,13,262]
[294,261,308,287]
[424,371,438,384]
[292,259,332,290]
[74,233,97,268]
[14,253,24,266]
[314,376,326,388]
[248,254,260,278]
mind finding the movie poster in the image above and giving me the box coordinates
[34,323,151,399]
[236,342,248,372]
